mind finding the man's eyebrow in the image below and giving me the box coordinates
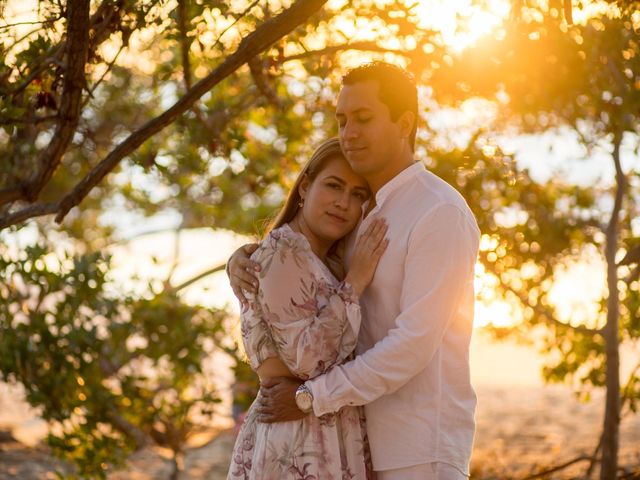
[324,176,369,193]
[335,107,373,117]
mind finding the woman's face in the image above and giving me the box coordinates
[299,155,370,242]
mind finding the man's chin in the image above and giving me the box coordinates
[346,153,368,168]
[347,159,372,176]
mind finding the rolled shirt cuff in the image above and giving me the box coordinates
[306,375,338,417]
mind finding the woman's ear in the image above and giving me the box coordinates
[298,174,310,200]
[398,110,416,140]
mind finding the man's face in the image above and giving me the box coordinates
[335,80,404,180]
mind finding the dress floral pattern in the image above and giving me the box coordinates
[227,224,373,480]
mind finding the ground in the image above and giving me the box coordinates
[1,386,639,479]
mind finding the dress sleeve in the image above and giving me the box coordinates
[253,233,361,380]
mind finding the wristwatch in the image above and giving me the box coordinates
[295,383,314,414]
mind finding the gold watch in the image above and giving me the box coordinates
[295,383,313,414]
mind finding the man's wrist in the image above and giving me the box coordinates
[295,383,314,414]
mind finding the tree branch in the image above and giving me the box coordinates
[0,203,59,229]
[23,0,91,202]
[173,263,226,292]
[280,41,401,63]
[2,24,58,59]
[82,43,126,109]
[0,185,27,206]
[523,455,593,480]
[501,282,602,336]
[4,43,65,97]
[210,0,261,53]
[106,405,150,448]
[563,0,573,24]
[109,226,185,246]
[0,0,127,214]
[176,0,220,138]
[49,0,328,223]
[0,0,328,230]
[165,224,183,285]
[0,19,57,29]
[620,359,640,417]
[177,0,192,91]
[584,431,604,479]
[0,115,58,125]
[248,55,281,106]
[600,128,626,480]
[2,0,122,98]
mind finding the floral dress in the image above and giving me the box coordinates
[227,224,373,480]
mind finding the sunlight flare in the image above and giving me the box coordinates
[414,0,511,51]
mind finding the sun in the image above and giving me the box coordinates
[413,0,511,52]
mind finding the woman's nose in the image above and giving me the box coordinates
[334,192,349,209]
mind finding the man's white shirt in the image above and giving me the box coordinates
[306,161,480,474]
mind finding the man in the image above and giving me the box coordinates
[227,62,480,480]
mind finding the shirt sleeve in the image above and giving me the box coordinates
[255,237,362,380]
[306,204,480,414]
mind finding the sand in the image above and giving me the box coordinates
[1,384,639,479]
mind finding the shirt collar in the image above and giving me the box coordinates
[374,161,424,207]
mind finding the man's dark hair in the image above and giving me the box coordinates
[342,62,418,150]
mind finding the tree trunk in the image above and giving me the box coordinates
[170,457,180,480]
[600,131,624,480]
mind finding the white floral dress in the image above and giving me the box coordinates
[227,224,373,480]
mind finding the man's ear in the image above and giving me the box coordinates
[298,174,310,200]
[397,111,416,140]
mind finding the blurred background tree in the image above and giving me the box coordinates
[428,5,640,477]
[0,240,233,478]
[1,0,639,478]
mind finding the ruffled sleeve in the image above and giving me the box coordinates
[251,227,361,380]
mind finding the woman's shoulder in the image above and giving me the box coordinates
[251,224,313,271]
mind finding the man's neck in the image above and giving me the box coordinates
[367,155,416,198]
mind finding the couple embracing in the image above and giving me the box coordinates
[225,62,480,480]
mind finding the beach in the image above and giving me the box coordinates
[1,334,638,479]
[1,384,639,479]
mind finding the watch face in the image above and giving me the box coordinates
[296,392,312,412]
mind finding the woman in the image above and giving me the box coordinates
[227,138,387,480]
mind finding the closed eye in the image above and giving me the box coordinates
[353,191,368,201]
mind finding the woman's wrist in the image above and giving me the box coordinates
[344,273,364,297]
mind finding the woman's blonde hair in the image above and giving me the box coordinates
[264,137,346,237]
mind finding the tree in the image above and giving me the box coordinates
[0,0,442,234]
[0,241,232,478]
[427,3,640,477]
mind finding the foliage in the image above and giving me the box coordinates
[0,0,442,238]
[428,0,640,403]
[0,241,230,478]
[427,4,640,476]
